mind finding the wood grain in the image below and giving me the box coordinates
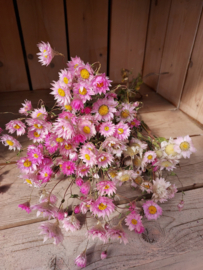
[157,0,203,106]
[143,0,171,90]
[17,0,67,90]
[109,0,150,83]
[180,11,203,125]
[0,0,29,92]
[1,188,203,269]
[66,0,108,73]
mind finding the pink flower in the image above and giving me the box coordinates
[6,120,26,136]
[74,205,80,214]
[99,121,115,137]
[52,118,75,140]
[92,98,118,121]
[143,200,162,220]
[108,224,128,245]
[140,182,152,194]
[101,251,107,260]
[97,181,116,196]
[18,201,31,213]
[97,151,113,168]
[26,118,51,135]
[114,122,130,141]
[40,193,57,204]
[78,119,96,140]
[71,97,84,111]
[80,199,94,214]
[143,151,157,164]
[27,129,46,143]
[81,107,91,114]
[116,103,136,123]
[67,56,84,72]
[91,197,115,218]
[91,73,112,95]
[37,41,56,66]
[17,157,37,173]
[79,148,97,167]
[61,161,76,176]
[63,215,80,232]
[59,140,78,156]
[80,181,91,195]
[88,223,107,243]
[75,178,84,187]
[76,165,90,177]
[58,68,73,88]
[102,136,126,157]
[39,221,64,245]
[54,210,65,220]
[77,63,93,80]
[72,133,86,144]
[44,134,59,154]
[27,145,44,165]
[167,184,178,199]
[177,200,184,211]
[31,202,57,219]
[19,99,32,115]
[129,118,141,128]
[75,251,87,268]
[152,178,171,203]
[73,81,94,102]
[38,166,53,183]
[174,135,196,158]
[1,134,22,151]
[125,212,143,231]
[50,80,71,106]
[0,127,3,134]
[31,107,48,120]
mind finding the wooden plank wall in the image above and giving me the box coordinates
[1,0,203,125]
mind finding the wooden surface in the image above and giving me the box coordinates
[143,0,171,90]
[66,0,108,74]
[109,0,150,82]
[0,85,203,269]
[17,0,67,90]
[0,0,29,92]
[157,0,203,106]
[180,11,203,126]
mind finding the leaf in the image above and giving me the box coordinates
[70,194,79,198]
[157,137,167,143]
[169,172,176,176]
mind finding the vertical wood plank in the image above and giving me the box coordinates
[0,0,29,92]
[17,0,67,90]
[180,10,203,125]
[66,0,108,73]
[157,0,203,106]
[143,0,171,90]
[109,0,150,83]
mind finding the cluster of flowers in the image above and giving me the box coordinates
[0,42,196,268]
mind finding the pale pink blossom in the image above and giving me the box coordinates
[39,221,64,245]
[6,120,26,136]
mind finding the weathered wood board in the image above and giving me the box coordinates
[109,0,150,82]
[143,0,171,90]
[0,0,29,92]
[66,0,108,74]
[157,0,203,106]
[1,188,203,269]
[17,0,67,90]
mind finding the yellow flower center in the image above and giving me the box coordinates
[134,176,142,185]
[131,121,135,125]
[65,104,72,111]
[120,174,130,182]
[26,179,32,185]
[121,110,130,118]
[56,137,64,143]
[33,154,38,158]
[34,124,43,129]
[23,160,32,167]
[14,124,20,129]
[131,219,137,225]
[98,203,107,210]
[43,49,47,58]
[34,132,40,137]
[104,126,109,131]
[165,144,177,156]
[74,64,78,69]
[37,113,42,118]
[97,82,104,88]
[144,184,150,189]
[81,168,87,172]
[79,87,87,95]
[44,173,48,177]
[118,128,124,134]
[101,156,107,162]
[104,185,110,189]
[118,235,122,238]
[58,88,65,97]
[80,69,90,79]
[98,105,109,116]
[109,171,117,178]
[65,144,72,150]
[63,77,69,84]
[85,154,90,160]
[66,166,71,170]
[83,126,91,134]
[6,140,14,146]
[147,155,153,160]
[148,205,157,214]
[180,141,190,151]
[86,204,90,208]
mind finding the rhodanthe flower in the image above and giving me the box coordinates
[91,197,115,218]
[125,212,143,232]
[174,135,196,158]
[88,223,107,243]
[19,99,32,115]
[6,120,26,136]
[37,41,55,66]
[143,200,162,220]
[96,181,116,196]
[0,134,22,151]
[63,215,80,232]
[92,98,118,121]
[75,251,87,268]
[39,221,64,245]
